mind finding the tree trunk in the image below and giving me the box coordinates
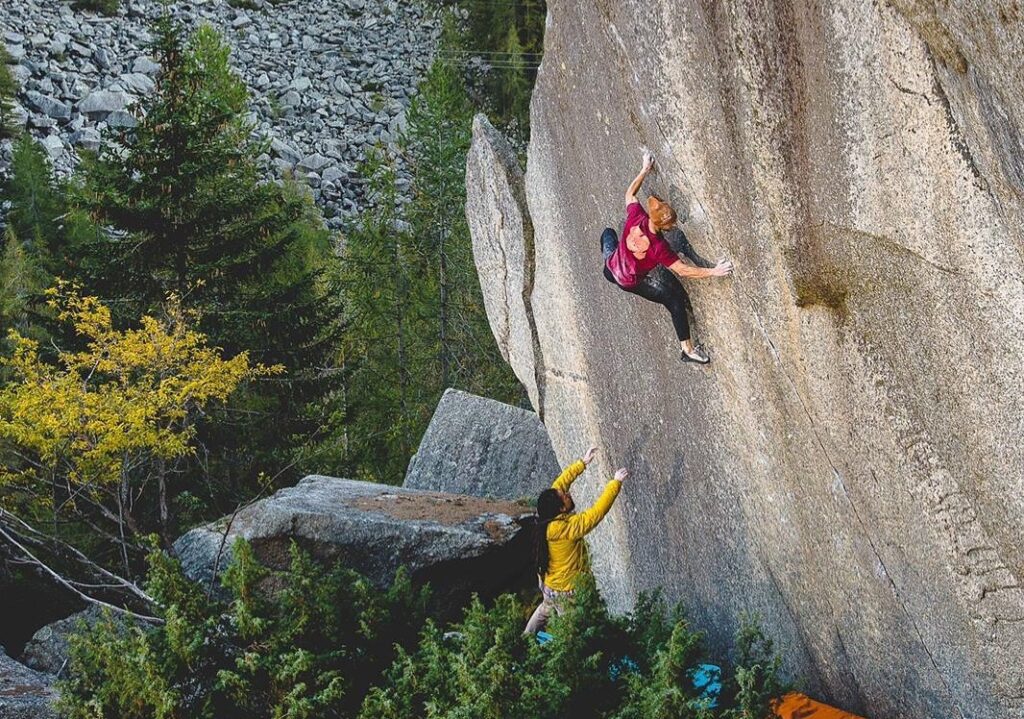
[439,224,449,388]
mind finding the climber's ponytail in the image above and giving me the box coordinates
[534,488,564,578]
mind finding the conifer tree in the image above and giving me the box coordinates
[403,23,521,406]
[0,46,18,138]
[499,25,531,131]
[0,137,73,349]
[68,17,344,496]
[333,21,522,483]
[0,229,40,339]
[324,153,420,483]
[5,136,65,269]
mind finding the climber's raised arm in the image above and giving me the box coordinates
[667,257,734,280]
[550,445,598,493]
[625,152,655,205]
[556,468,627,541]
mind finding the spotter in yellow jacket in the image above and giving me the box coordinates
[525,447,626,634]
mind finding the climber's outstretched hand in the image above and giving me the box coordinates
[614,468,629,482]
[642,151,655,173]
[582,445,599,465]
[709,258,734,277]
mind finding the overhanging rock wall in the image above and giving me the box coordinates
[467,2,1024,717]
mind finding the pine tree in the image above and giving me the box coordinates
[5,135,65,269]
[67,17,344,500]
[324,153,420,483]
[0,136,74,351]
[403,23,522,405]
[499,24,531,132]
[0,47,19,138]
[0,229,39,339]
[332,20,522,483]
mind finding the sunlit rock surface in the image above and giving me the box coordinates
[467,2,1024,716]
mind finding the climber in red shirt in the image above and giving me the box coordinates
[602,151,733,363]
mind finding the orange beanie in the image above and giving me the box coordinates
[647,195,677,231]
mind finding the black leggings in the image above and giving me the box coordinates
[601,227,691,342]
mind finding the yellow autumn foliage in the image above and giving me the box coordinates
[0,285,282,498]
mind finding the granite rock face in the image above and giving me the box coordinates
[468,1,1024,717]
[404,388,559,500]
[174,475,534,611]
[465,115,544,410]
[0,652,57,719]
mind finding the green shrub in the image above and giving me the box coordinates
[361,576,789,719]
[57,539,429,719]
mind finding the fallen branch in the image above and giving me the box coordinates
[0,516,163,625]
[0,509,155,605]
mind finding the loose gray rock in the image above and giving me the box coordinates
[105,110,138,129]
[120,72,155,95]
[173,475,533,612]
[279,89,301,108]
[271,137,301,165]
[20,607,106,676]
[321,165,346,186]
[92,47,112,70]
[78,90,130,117]
[70,127,101,151]
[23,91,69,121]
[405,389,558,501]
[131,56,160,75]
[40,134,64,160]
[0,0,439,232]
[0,653,58,719]
[296,152,331,172]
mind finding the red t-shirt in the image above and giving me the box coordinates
[605,202,678,288]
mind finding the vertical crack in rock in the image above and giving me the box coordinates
[519,199,547,420]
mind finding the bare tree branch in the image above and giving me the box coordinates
[1,509,155,605]
[0,522,163,625]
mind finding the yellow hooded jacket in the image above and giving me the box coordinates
[543,460,622,592]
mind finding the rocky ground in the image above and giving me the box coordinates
[0,0,441,228]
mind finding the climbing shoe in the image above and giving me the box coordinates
[680,345,710,364]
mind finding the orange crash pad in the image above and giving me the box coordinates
[773,692,866,719]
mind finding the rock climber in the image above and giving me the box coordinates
[602,151,734,364]
[524,445,627,634]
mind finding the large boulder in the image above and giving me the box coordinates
[20,607,105,677]
[174,476,534,611]
[404,388,559,500]
[0,652,57,719]
[467,1,1024,717]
